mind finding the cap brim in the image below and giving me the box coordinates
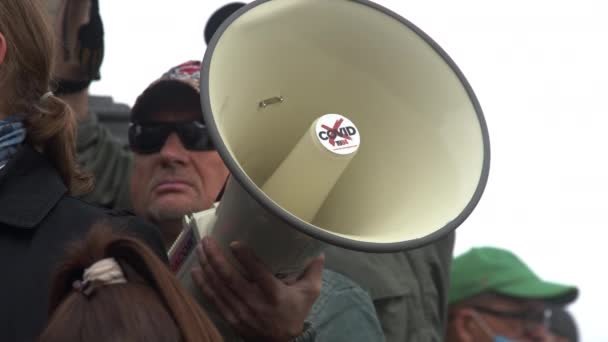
[496,279,578,305]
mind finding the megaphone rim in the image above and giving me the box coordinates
[200,0,491,252]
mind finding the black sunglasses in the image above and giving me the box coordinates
[128,121,214,154]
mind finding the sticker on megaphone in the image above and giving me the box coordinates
[315,113,360,155]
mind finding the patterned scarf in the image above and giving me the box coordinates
[0,115,27,170]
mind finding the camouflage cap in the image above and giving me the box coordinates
[130,61,202,123]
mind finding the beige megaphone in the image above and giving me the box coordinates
[169,0,490,284]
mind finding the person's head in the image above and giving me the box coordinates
[46,0,105,94]
[39,224,222,342]
[204,2,246,45]
[548,306,578,342]
[446,247,578,342]
[0,0,90,194]
[128,61,229,244]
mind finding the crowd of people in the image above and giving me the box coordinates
[0,0,579,341]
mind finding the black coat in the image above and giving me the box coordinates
[0,145,166,341]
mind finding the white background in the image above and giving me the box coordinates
[91,1,608,340]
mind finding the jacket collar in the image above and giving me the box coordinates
[0,144,67,228]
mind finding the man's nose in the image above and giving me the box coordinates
[159,133,188,163]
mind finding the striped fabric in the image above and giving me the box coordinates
[0,115,26,170]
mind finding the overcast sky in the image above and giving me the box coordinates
[91,1,608,340]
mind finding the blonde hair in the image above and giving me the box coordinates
[0,0,91,194]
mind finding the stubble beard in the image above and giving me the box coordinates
[146,196,208,223]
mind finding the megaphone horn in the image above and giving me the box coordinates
[172,0,490,283]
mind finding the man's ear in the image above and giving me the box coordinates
[0,32,7,65]
[450,308,478,342]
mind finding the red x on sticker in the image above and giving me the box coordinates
[321,118,352,146]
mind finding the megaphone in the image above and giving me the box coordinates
[170,0,490,283]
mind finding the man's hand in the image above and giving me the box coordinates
[192,236,324,342]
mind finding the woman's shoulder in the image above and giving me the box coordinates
[52,196,167,262]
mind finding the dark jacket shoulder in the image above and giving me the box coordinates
[50,197,167,262]
[0,145,165,341]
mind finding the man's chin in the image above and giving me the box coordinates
[147,196,206,220]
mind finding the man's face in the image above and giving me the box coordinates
[130,111,229,229]
[449,294,552,342]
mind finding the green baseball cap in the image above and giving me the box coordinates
[448,247,578,305]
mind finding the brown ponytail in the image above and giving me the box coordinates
[40,225,223,342]
[0,0,92,195]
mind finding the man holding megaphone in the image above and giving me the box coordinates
[67,59,385,341]
[128,60,385,341]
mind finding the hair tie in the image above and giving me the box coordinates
[40,91,53,101]
[73,258,127,296]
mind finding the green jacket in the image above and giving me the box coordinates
[299,269,385,341]
[324,233,455,342]
[77,112,132,210]
[76,112,385,341]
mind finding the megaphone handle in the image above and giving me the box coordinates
[275,237,326,283]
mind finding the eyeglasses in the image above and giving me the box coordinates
[473,306,552,324]
[128,121,214,154]
[473,305,552,336]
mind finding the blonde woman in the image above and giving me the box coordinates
[0,1,164,340]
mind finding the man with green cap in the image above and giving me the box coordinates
[446,247,578,342]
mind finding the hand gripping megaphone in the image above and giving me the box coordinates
[169,0,490,285]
